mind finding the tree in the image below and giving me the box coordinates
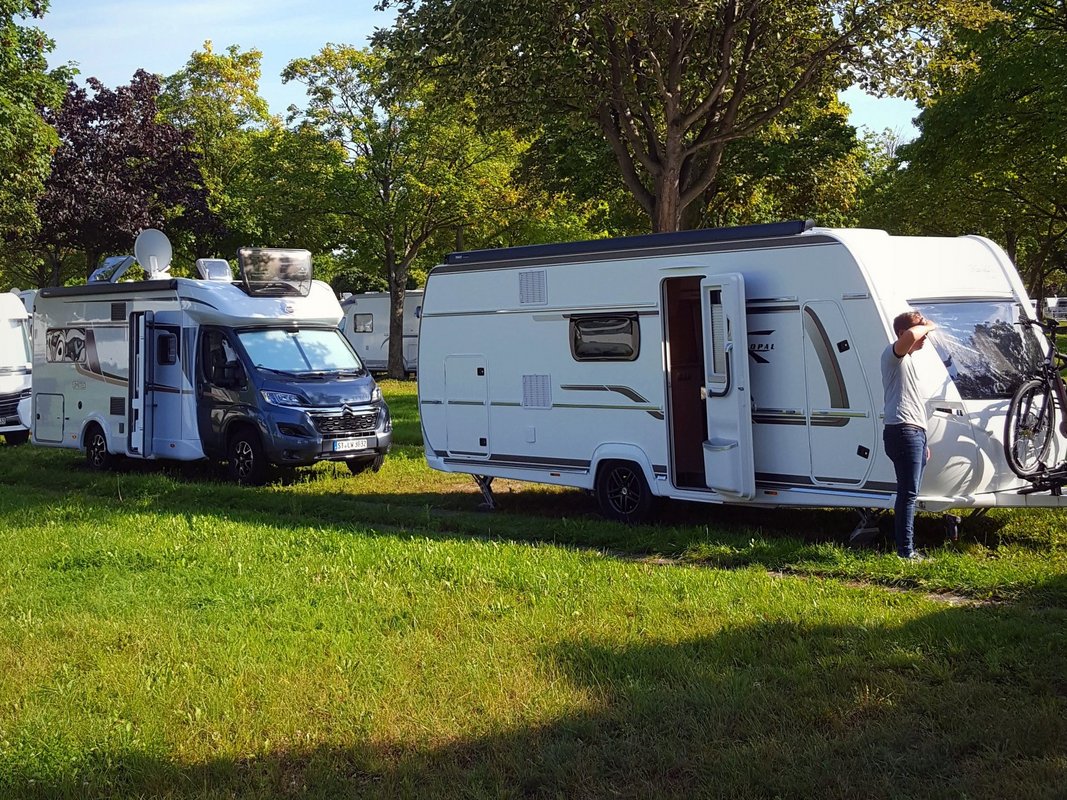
[159,42,274,258]
[0,1,70,288]
[283,45,541,378]
[379,0,999,232]
[33,70,218,282]
[860,0,1067,296]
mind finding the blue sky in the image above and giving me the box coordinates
[37,0,918,136]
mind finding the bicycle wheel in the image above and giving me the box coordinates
[1004,378,1056,477]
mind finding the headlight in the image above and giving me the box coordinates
[261,390,305,407]
[371,384,382,402]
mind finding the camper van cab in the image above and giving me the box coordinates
[31,233,392,483]
[0,291,31,445]
[339,290,423,373]
[418,221,1067,525]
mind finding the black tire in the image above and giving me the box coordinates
[4,430,29,446]
[595,459,654,524]
[84,423,115,471]
[346,453,385,475]
[227,428,268,485]
[1004,378,1055,477]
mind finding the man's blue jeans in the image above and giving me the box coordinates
[883,424,927,557]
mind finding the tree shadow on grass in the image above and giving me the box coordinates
[4,587,1065,800]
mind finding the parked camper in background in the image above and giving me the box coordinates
[0,290,31,445]
[1044,297,1067,322]
[418,221,1064,530]
[31,230,392,483]
[339,290,423,373]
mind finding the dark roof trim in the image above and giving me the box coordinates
[444,220,815,267]
[39,279,179,299]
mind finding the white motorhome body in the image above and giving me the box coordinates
[339,290,423,372]
[0,291,31,444]
[32,248,392,482]
[418,221,1066,522]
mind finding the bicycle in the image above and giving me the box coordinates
[1003,317,1067,478]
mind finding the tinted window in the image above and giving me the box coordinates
[570,315,639,362]
[914,300,1041,399]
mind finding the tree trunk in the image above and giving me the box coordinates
[385,232,407,380]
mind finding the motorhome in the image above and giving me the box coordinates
[0,290,31,445]
[339,290,423,373]
[417,220,1066,528]
[31,230,392,483]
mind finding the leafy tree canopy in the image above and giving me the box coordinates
[378,0,1000,231]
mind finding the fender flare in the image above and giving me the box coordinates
[79,414,113,453]
[589,442,665,496]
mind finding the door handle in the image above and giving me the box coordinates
[700,386,708,401]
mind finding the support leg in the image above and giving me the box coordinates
[849,508,885,546]
[473,475,496,511]
[943,513,961,544]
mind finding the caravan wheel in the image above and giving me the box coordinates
[346,454,385,475]
[227,428,268,485]
[595,460,654,524]
[84,424,115,471]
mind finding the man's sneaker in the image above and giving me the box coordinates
[901,551,927,562]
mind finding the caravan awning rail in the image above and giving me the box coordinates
[443,220,816,267]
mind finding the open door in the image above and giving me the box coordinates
[701,274,755,499]
[128,310,153,456]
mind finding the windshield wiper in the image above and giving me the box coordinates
[255,365,300,377]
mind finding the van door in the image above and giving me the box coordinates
[128,311,153,456]
[701,274,755,499]
[801,301,876,485]
[445,354,489,457]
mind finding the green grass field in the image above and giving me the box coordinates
[0,380,1064,798]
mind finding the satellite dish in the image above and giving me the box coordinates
[134,229,173,278]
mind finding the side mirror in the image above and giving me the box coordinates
[222,362,245,388]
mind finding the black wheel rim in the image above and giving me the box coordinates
[233,440,256,478]
[606,467,642,515]
[87,433,107,468]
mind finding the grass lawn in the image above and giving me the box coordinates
[0,380,1064,798]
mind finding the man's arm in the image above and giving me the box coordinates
[892,320,936,357]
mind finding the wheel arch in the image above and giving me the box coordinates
[589,443,664,496]
[79,415,114,453]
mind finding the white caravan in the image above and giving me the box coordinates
[418,220,1066,529]
[339,290,423,373]
[31,230,392,483]
[0,290,32,445]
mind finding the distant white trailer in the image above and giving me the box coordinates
[339,290,423,373]
[0,291,31,445]
[418,220,1065,526]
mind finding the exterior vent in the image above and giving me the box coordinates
[519,270,547,305]
[110,302,127,322]
[522,374,552,408]
[110,397,125,416]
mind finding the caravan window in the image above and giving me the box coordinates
[570,314,640,362]
[914,300,1042,399]
[2,318,31,368]
[352,314,373,333]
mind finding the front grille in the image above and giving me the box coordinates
[0,391,22,418]
[311,410,378,436]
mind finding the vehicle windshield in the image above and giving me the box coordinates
[914,299,1042,400]
[237,328,363,374]
[0,318,31,370]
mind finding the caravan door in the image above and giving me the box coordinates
[700,274,755,499]
[128,311,154,456]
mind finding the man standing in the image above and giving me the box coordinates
[881,310,937,560]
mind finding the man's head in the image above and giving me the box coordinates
[893,310,932,351]
[893,310,925,336]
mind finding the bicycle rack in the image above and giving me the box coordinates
[1017,463,1067,496]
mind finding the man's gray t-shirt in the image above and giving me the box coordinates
[881,343,928,429]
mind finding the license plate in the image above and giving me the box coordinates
[333,438,368,452]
